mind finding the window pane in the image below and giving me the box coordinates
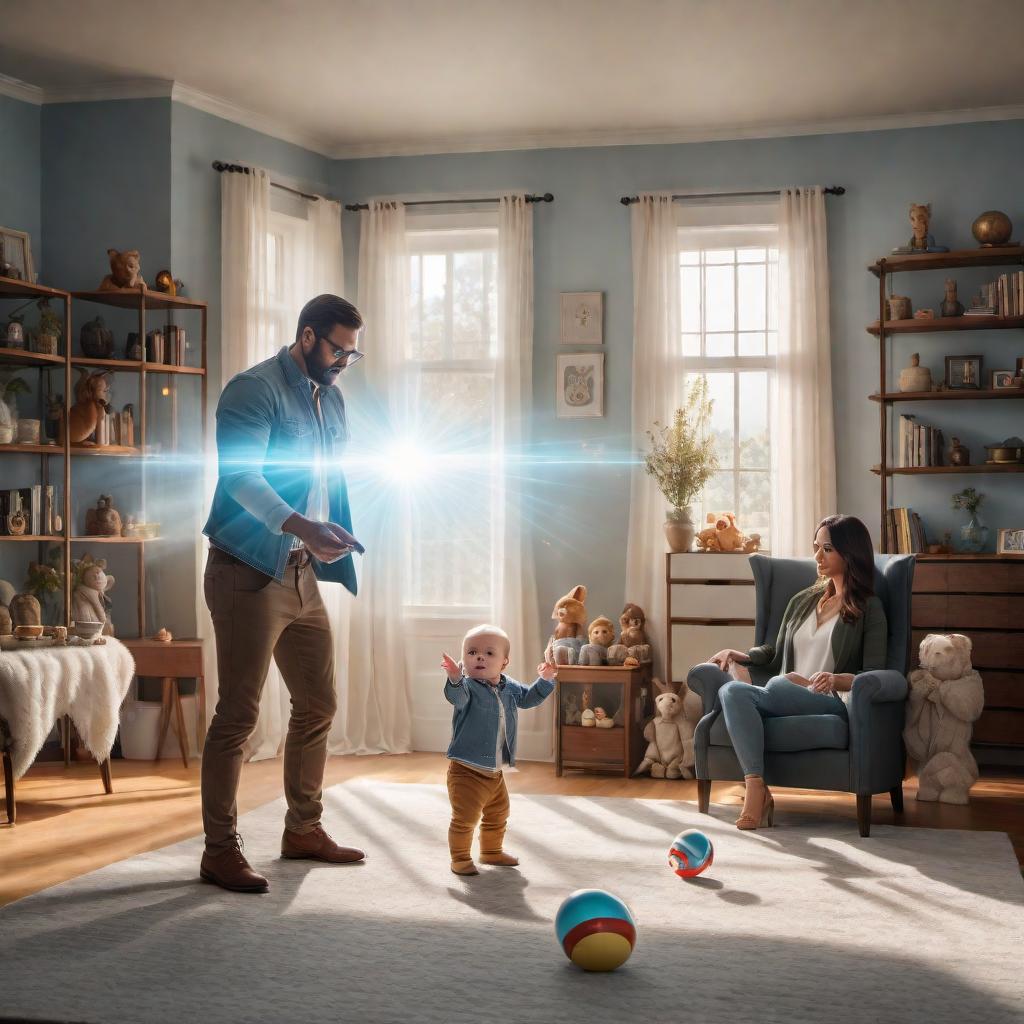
[739,371,769,470]
[702,471,735,520]
[486,251,497,355]
[418,253,446,361]
[453,251,486,359]
[704,265,734,332]
[767,250,779,331]
[704,249,734,265]
[408,254,422,357]
[738,471,770,541]
[681,332,701,357]
[703,372,734,469]
[737,247,766,263]
[738,331,765,356]
[737,263,766,330]
[766,330,778,355]
[681,266,701,332]
[680,250,699,266]
[705,332,734,357]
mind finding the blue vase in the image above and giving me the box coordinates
[959,514,989,553]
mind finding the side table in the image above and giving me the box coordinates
[120,639,205,768]
[555,663,653,777]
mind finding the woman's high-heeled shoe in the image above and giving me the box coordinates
[736,778,775,830]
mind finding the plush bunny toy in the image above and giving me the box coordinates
[633,678,702,779]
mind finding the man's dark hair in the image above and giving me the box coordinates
[295,294,363,343]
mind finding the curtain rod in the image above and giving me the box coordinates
[619,186,846,205]
[344,193,554,212]
[212,161,320,201]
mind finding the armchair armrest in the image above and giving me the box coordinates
[849,669,908,712]
[687,663,734,717]
[847,669,909,794]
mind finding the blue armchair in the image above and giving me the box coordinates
[688,553,915,836]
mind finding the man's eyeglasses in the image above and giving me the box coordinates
[319,336,364,370]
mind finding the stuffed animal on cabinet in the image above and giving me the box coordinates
[579,616,616,666]
[98,248,146,291]
[68,369,112,445]
[633,678,702,779]
[696,512,761,554]
[607,603,652,665]
[544,584,588,665]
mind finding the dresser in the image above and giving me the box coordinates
[666,553,756,689]
[911,555,1024,767]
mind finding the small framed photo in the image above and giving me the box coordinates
[556,352,604,418]
[991,369,1017,390]
[0,227,35,283]
[945,354,982,390]
[560,291,603,345]
[996,528,1024,556]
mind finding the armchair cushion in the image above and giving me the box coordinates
[709,712,849,752]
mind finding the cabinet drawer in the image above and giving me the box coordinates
[981,671,1024,710]
[914,562,1024,594]
[912,594,1024,631]
[561,725,624,761]
[973,709,1024,747]
[669,553,754,582]
[671,582,755,620]
[671,623,756,683]
[912,630,1024,670]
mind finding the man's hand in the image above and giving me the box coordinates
[538,661,557,682]
[282,514,364,563]
[808,671,835,694]
[441,652,462,683]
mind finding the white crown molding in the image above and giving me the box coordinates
[0,72,44,105]
[328,103,1024,160]
[43,78,175,104]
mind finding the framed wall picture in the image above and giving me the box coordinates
[0,227,35,283]
[945,354,982,390]
[556,352,604,417]
[991,369,1017,390]
[560,291,603,345]
[996,528,1024,556]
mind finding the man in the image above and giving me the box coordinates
[200,293,367,894]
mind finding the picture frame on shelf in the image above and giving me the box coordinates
[996,528,1024,557]
[991,369,1017,390]
[555,352,604,418]
[560,291,603,345]
[945,354,982,390]
[0,227,35,283]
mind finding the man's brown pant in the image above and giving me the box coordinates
[446,760,509,862]
[202,548,336,854]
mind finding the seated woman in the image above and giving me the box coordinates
[708,514,887,831]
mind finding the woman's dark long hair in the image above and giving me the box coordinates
[815,514,875,623]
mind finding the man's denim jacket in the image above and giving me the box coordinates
[444,673,555,772]
[203,346,357,592]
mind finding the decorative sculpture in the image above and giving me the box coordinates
[72,555,115,635]
[85,495,123,537]
[892,202,948,254]
[68,368,112,444]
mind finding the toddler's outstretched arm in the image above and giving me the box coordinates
[441,652,469,708]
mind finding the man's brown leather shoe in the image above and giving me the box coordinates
[200,835,269,893]
[281,824,365,863]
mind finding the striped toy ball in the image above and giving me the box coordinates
[554,889,637,972]
[668,829,714,878]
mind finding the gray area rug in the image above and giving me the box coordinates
[0,779,1021,1024]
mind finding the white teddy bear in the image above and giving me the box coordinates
[904,633,985,805]
[633,678,702,779]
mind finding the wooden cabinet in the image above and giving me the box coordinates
[666,553,756,688]
[555,663,652,776]
[912,555,1024,765]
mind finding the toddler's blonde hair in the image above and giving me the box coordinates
[462,624,510,658]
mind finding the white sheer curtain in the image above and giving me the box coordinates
[772,187,836,556]
[494,195,547,760]
[331,200,414,754]
[625,194,682,679]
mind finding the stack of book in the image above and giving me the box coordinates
[0,486,60,536]
[898,414,944,467]
[885,506,927,553]
[147,325,188,366]
[966,271,1024,317]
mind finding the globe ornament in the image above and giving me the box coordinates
[972,210,1014,247]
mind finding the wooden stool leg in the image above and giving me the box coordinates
[63,714,72,767]
[98,758,113,794]
[170,682,189,768]
[3,750,14,825]
[155,678,174,762]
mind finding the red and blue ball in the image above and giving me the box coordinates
[555,889,637,971]
[668,829,714,878]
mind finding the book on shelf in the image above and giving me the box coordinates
[885,507,927,554]
[897,414,943,467]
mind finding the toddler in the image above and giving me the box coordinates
[440,624,556,875]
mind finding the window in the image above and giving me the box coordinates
[405,216,499,613]
[264,208,310,350]
[679,214,778,543]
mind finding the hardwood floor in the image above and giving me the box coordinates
[2,753,1022,907]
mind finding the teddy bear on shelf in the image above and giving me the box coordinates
[633,678,702,779]
[904,633,985,804]
[579,615,616,666]
[98,248,146,291]
[696,512,761,554]
[562,690,582,726]
[607,603,652,666]
[544,584,588,665]
[72,555,116,636]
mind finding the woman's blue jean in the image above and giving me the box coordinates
[719,677,848,777]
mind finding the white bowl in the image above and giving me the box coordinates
[72,621,104,639]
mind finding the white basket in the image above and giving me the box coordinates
[119,696,199,760]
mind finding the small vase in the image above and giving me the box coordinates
[663,506,696,553]
[959,514,989,554]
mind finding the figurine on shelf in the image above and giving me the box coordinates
[898,353,933,393]
[892,202,949,254]
[154,627,173,642]
[85,495,123,537]
[579,616,615,666]
[544,584,588,666]
[9,592,41,628]
[98,248,146,291]
[72,555,115,636]
[80,315,115,359]
[153,269,185,296]
[948,437,971,467]
[125,332,143,361]
[68,368,112,444]
[593,707,614,729]
[607,603,652,665]
[940,279,964,318]
[695,512,762,554]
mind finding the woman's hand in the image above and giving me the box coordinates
[710,649,750,672]
[440,652,462,683]
[538,661,557,682]
[808,672,836,693]
[784,672,813,688]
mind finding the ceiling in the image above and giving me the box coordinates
[3,0,1024,158]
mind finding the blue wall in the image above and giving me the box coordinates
[334,121,1024,626]
[0,94,41,276]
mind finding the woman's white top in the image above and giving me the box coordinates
[791,609,838,683]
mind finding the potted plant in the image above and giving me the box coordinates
[951,486,988,553]
[32,299,62,356]
[644,376,719,553]
[25,558,64,626]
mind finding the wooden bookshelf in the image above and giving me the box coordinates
[870,389,1024,403]
[872,464,1024,476]
[867,316,1024,335]
[869,246,1024,277]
